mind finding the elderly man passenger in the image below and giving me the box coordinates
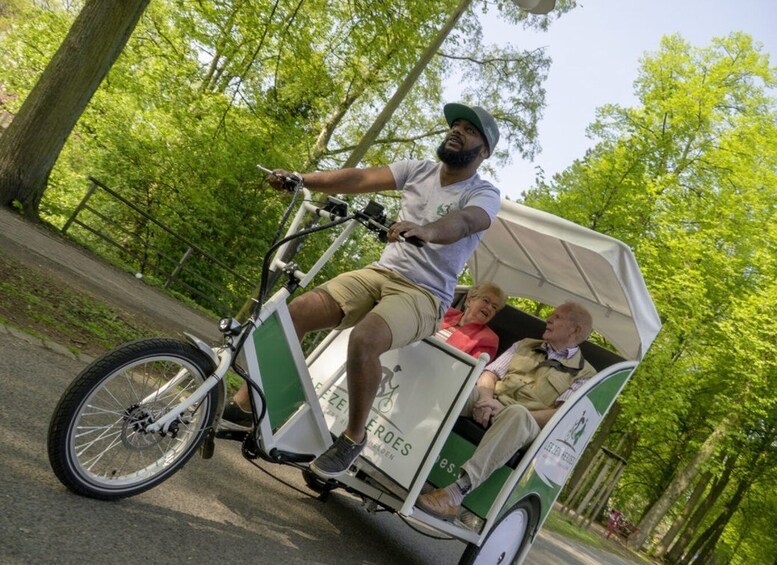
[417,301,597,521]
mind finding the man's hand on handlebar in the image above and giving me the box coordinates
[266,169,302,192]
[261,167,426,248]
[387,221,430,246]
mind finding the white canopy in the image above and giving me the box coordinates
[467,199,661,361]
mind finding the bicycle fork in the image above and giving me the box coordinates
[144,339,233,434]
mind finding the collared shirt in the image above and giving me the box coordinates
[434,308,499,360]
[555,379,588,405]
[485,341,580,378]
[545,342,577,362]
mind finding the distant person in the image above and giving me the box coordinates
[223,102,502,479]
[417,302,597,521]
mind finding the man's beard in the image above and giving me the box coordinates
[436,141,484,168]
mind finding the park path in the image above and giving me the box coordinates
[0,207,220,343]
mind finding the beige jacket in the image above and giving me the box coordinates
[493,338,597,411]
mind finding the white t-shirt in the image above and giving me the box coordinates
[375,160,501,309]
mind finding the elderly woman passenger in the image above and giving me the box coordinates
[435,281,506,360]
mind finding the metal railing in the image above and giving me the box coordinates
[61,177,254,316]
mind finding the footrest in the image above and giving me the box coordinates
[215,429,249,442]
[268,449,315,464]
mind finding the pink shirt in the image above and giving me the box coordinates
[436,308,499,360]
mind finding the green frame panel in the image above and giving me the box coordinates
[252,312,305,429]
[427,432,512,518]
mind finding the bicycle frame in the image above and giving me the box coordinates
[147,189,368,455]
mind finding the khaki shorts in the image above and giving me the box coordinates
[318,266,443,349]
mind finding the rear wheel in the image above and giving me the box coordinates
[459,499,537,565]
[47,338,218,500]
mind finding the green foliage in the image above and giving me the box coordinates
[523,32,777,557]
[1,0,558,314]
[0,249,160,354]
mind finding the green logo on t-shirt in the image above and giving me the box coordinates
[436,203,454,217]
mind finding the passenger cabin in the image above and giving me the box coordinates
[450,292,626,371]
[439,296,626,506]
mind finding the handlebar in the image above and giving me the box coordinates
[354,201,424,248]
[251,164,427,322]
[398,232,425,248]
[257,164,303,192]
[257,164,424,248]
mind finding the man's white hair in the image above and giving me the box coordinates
[559,301,593,342]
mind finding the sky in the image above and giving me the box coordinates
[446,0,777,201]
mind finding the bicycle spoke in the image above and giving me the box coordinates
[55,343,215,495]
[81,433,124,471]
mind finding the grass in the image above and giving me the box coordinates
[1,248,244,393]
[0,249,166,356]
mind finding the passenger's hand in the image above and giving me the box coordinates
[472,404,492,427]
[473,397,504,426]
[387,221,430,244]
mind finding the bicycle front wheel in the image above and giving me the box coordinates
[47,338,219,500]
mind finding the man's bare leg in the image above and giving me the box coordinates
[309,311,393,477]
[343,312,393,443]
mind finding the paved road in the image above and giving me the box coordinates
[1,329,639,565]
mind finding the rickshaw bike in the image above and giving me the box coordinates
[47,172,661,564]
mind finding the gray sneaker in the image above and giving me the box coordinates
[309,433,366,478]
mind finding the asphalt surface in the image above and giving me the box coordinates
[0,208,641,564]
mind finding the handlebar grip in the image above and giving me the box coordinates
[400,231,425,248]
[281,172,303,192]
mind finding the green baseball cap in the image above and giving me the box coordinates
[443,103,500,157]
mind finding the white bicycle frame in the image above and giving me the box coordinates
[145,189,358,452]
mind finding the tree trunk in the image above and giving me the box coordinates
[303,79,369,170]
[584,457,626,527]
[665,454,737,563]
[342,0,474,168]
[627,418,730,550]
[655,470,712,558]
[201,0,245,93]
[0,0,150,217]
[563,448,605,514]
[680,477,750,565]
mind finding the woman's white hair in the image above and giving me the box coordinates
[466,281,507,311]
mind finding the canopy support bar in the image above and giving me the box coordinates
[561,240,604,305]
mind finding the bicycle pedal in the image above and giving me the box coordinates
[241,433,261,460]
[215,429,249,442]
